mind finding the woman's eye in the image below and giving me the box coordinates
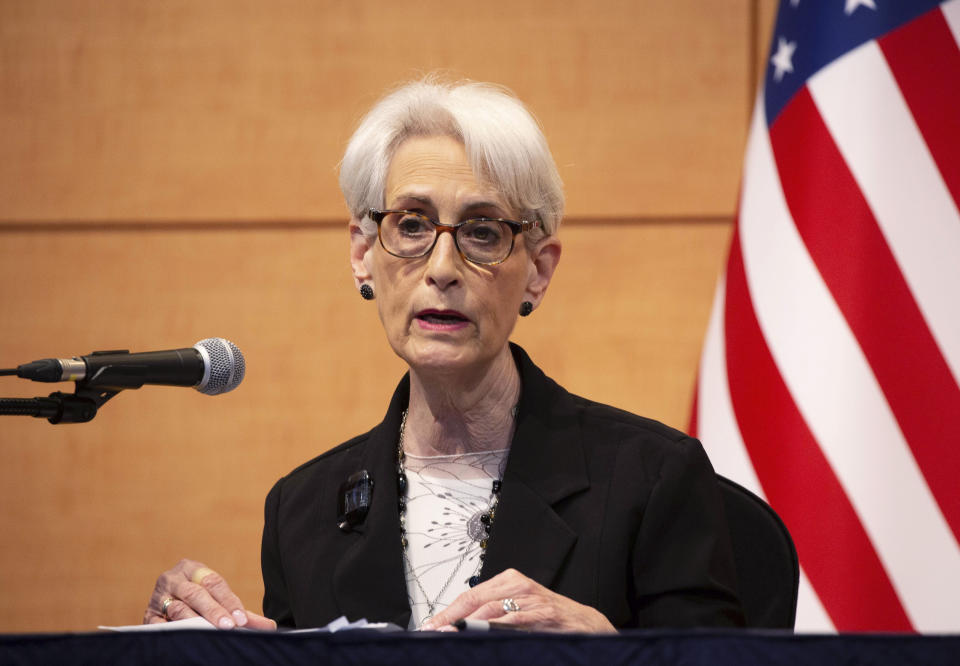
[397,216,430,234]
[463,221,503,243]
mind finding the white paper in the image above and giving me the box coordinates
[99,617,215,632]
[98,615,402,633]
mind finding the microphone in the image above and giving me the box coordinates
[12,338,245,395]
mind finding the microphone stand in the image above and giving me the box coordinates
[0,387,120,424]
[0,362,150,424]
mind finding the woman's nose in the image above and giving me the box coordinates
[424,230,463,289]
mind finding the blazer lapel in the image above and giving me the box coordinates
[331,378,412,628]
[481,345,590,588]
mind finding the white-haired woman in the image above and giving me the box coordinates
[145,78,744,632]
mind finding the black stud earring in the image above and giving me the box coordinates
[519,301,533,317]
[360,284,375,301]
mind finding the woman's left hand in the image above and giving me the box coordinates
[421,568,616,633]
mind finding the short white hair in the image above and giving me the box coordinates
[339,76,564,239]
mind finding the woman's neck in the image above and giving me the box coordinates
[402,346,520,456]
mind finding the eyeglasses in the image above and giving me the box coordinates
[368,209,541,266]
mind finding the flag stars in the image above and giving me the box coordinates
[770,37,797,82]
[845,0,877,15]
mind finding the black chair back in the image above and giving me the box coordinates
[717,475,799,629]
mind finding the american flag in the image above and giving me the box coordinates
[690,0,960,631]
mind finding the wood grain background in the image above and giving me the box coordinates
[0,0,776,631]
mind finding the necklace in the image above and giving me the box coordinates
[396,408,504,624]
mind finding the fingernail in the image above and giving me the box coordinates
[232,610,247,626]
[420,620,436,631]
[218,616,236,629]
[436,624,457,632]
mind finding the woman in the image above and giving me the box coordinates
[144,78,744,632]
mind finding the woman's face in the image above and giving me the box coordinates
[351,134,560,375]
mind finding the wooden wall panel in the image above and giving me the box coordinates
[0,0,751,222]
[0,220,730,631]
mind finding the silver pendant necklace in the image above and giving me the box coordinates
[396,408,504,625]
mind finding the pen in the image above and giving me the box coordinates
[453,618,527,632]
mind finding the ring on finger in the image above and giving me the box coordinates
[502,598,521,613]
[160,597,176,619]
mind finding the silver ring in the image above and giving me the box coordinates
[502,598,520,613]
[160,597,176,618]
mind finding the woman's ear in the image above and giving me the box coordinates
[349,218,376,290]
[523,236,562,308]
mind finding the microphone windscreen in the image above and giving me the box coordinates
[193,338,245,395]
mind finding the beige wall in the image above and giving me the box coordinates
[0,0,777,631]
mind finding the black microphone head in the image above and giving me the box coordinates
[193,338,245,395]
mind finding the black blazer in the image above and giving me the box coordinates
[261,344,745,629]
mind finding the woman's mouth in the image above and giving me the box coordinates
[415,309,471,331]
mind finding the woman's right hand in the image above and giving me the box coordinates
[143,558,277,630]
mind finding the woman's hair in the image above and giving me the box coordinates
[339,76,564,239]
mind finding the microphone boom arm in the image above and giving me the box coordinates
[0,384,121,424]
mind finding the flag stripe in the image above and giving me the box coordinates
[695,275,835,632]
[794,568,834,633]
[724,225,911,631]
[696,276,765,496]
[744,91,960,630]
[946,0,960,44]
[879,5,960,211]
